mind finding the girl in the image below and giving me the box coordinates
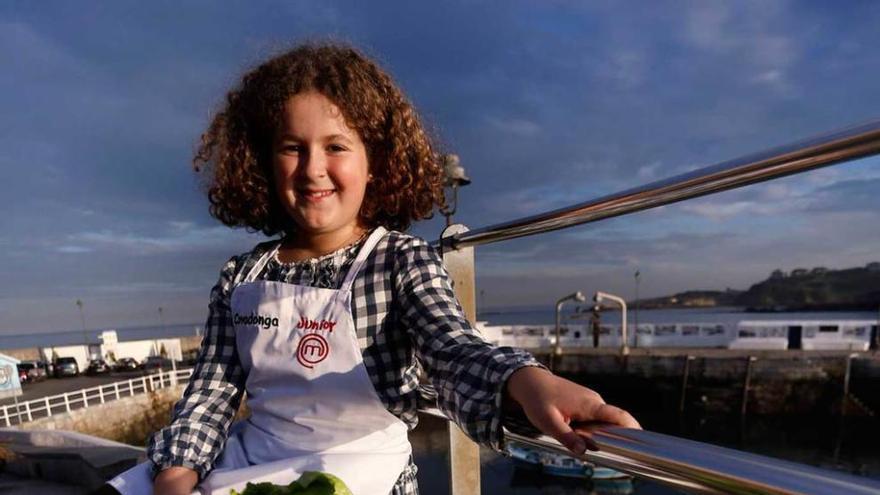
[108,42,639,495]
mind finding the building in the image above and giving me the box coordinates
[39,331,183,370]
[0,353,23,400]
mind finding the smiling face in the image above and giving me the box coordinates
[272,92,370,238]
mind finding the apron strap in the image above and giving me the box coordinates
[339,226,387,291]
[237,227,387,289]
[239,241,282,286]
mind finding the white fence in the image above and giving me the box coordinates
[1,368,193,427]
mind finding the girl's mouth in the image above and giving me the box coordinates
[299,189,336,202]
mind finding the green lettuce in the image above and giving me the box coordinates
[230,471,353,495]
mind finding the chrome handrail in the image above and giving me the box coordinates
[441,120,880,250]
[431,119,880,493]
[420,408,880,495]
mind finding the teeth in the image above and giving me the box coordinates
[302,190,334,198]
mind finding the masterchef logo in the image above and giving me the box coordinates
[294,316,336,368]
[296,334,329,368]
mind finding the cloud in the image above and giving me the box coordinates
[485,116,542,137]
[56,245,93,254]
[66,224,250,256]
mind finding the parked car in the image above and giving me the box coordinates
[37,360,54,377]
[18,361,47,382]
[142,356,174,374]
[54,357,79,378]
[86,359,111,375]
[113,357,140,372]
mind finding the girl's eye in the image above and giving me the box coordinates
[327,144,348,153]
[280,144,302,154]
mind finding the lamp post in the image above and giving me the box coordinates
[438,154,471,226]
[634,270,641,348]
[76,299,88,359]
[595,291,629,356]
[553,291,586,371]
[158,306,177,385]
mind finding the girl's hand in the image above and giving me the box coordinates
[505,366,640,455]
[153,466,198,495]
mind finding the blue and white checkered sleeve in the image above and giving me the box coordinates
[147,255,247,481]
[393,236,545,451]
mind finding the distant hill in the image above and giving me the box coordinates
[737,263,880,311]
[637,289,742,309]
[636,262,880,311]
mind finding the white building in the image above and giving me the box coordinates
[40,330,183,370]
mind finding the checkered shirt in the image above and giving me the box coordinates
[147,229,543,494]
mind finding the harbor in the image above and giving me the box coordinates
[5,4,880,493]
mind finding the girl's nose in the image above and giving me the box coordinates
[298,147,328,179]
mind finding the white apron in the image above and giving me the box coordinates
[109,227,412,495]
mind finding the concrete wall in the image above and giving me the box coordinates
[1,348,41,361]
[534,348,878,416]
[180,335,203,355]
[18,385,187,447]
[112,339,182,363]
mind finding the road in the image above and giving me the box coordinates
[0,368,180,407]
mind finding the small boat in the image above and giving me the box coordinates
[505,441,629,480]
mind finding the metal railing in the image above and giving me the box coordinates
[420,408,880,495]
[440,121,880,250]
[434,121,880,494]
[1,368,193,427]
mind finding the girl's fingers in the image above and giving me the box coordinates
[590,403,642,429]
[531,406,593,454]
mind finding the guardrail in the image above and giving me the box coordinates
[419,408,880,495]
[436,121,880,494]
[440,121,880,250]
[1,368,193,427]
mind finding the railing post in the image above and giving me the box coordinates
[82,389,88,408]
[2,406,8,427]
[99,386,105,404]
[741,356,756,416]
[842,353,856,416]
[679,355,695,414]
[115,382,120,400]
[25,402,32,422]
[44,396,51,417]
[440,224,480,495]
[64,393,71,412]
[142,376,149,392]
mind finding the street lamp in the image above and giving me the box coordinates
[595,291,629,356]
[75,299,88,358]
[438,154,471,226]
[158,306,177,385]
[553,291,586,370]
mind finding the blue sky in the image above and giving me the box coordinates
[2,1,880,334]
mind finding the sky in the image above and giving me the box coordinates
[2,1,880,334]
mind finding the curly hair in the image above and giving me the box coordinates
[194,42,446,236]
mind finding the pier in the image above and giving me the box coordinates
[527,347,879,416]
